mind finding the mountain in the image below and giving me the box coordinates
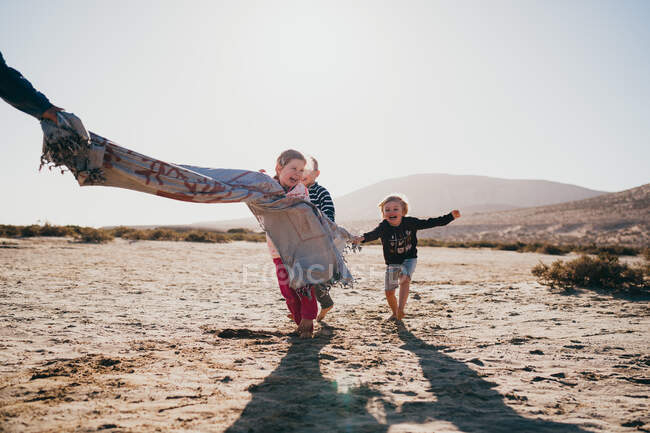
[334,174,606,222]
[192,174,608,233]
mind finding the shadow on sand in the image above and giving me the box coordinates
[393,326,591,433]
[225,324,592,433]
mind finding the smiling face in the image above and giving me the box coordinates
[382,200,406,226]
[276,158,306,190]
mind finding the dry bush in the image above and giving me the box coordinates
[0,225,21,238]
[75,228,114,244]
[149,228,180,241]
[120,229,148,241]
[39,223,75,237]
[532,254,648,295]
[534,244,568,255]
[20,225,42,237]
[109,226,136,237]
[227,228,250,234]
[183,231,229,243]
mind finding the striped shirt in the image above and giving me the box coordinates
[308,182,335,222]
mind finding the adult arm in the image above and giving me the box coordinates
[0,51,61,121]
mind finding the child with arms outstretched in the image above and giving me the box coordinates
[354,194,460,321]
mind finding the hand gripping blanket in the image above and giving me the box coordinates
[40,112,354,290]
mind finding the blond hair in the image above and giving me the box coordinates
[276,149,306,167]
[378,193,409,215]
[306,156,319,171]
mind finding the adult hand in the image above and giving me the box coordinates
[41,105,64,124]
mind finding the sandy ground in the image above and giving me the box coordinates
[0,238,648,433]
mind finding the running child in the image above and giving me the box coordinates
[353,194,460,321]
[266,149,318,338]
[302,156,336,321]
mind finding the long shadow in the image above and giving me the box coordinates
[225,325,593,433]
[395,326,593,433]
[224,325,388,433]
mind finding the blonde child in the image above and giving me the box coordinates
[353,194,460,321]
[266,149,318,338]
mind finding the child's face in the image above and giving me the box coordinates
[382,200,405,226]
[301,169,319,187]
[276,158,306,189]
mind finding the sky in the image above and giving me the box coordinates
[1,0,649,227]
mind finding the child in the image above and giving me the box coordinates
[353,194,460,321]
[302,156,336,321]
[267,149,318,338]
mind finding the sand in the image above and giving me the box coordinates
[0,238,648,432]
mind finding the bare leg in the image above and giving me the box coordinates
[385,289,398,319]
[317,306,333,322]
[397,275,410,320]
[298,319,314,338]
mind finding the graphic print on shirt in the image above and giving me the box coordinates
[389,229,413,255]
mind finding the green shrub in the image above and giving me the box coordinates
[75,227,114,244]
[532,254,648,295]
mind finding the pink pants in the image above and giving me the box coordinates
[273,257,317,325]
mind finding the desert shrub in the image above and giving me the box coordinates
[535,244,568,255]
[228,232,246,241]
[496,242,524,251]
[227,228,250,234]
[21,225,42,237]
[183,231,229,243]
[39,223,74,237]
[418,239,443,247]
[532,254,648,295]
[0,225,21,237]
[109,226,136,237]
[243,232,266,242]
[473,241,498,248]
[576,244,639,256]
[75,227,114,244]
[120,229,148,241]
[148,228,180,241]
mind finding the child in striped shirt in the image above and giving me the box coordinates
[302,156,336,321]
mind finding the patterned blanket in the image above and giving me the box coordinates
[40,112,353,289]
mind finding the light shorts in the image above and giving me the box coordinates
[384,258,417,291]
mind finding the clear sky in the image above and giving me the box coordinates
[1,0,649,227]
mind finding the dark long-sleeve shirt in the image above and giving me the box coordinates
[0,51,53,119]
[308,182,335,222]
[362,214,454,264]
